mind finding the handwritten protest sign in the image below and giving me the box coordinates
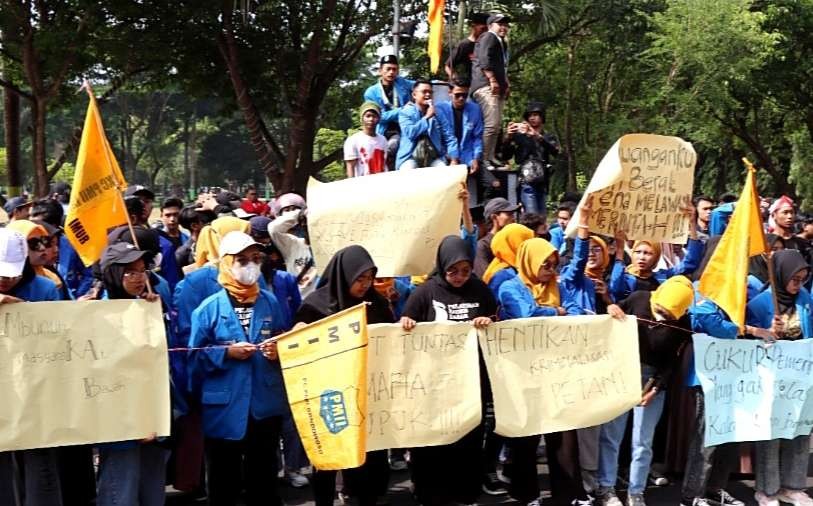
[479,315,641,436]
[278,304,368,470]
[566,134,696,243]
[693,334,813,446]
[0,300,169,451]
[307,165,466,277]
[366,322,481,451]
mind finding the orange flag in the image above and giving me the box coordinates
[64,85,129,266]
[698,162,768,331]
[428,0,445,73]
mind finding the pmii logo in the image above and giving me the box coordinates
[320,390,349,434]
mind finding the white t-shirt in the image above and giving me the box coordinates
[343,131,388,177]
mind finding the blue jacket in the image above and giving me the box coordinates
[395,102,455,169]
[686,287,739,387]
[559,237,604,315]
[57,235,94,298]
[435,100,483,166]
[747,274,766,301]
[609,238,704,302]
[487,268,516,300]
[267,269,301,329]
[12,274,61,302]
[709,203,734,236]
[158,235,182,292]
[746,287,813,339]
[363,77,414,136]
[549,226,565,250]
[189,289,289,440]
[498,275,560,319]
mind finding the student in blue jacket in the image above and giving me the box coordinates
[189,231,290,506]
[363,54,414,168]
[0,229,63,506]
[481,222,534,297]
[95,243,180,506]
[395,79,458,170]
[609,205,703,302]
[746,250,812,506]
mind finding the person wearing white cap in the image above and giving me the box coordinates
[267,193,318,296]
[188,231,290,506]
[0,227,62,504]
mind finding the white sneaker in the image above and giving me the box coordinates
[285,470,309,488]
[777,489,813,506]
[755,491,780,506]
[572,499,593,506]
[526,499,541,506]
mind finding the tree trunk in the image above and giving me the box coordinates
[4,87,21,196]
[31,98,48,197]
[564,41,577,192]
[188,116,198,193]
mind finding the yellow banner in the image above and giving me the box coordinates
[278,304,368,470]
[65,90,129,266]
[567,134,696,243]
[479,315,641,436]
[0,300,170,451]
[366,321,481,451]
[306,165,466,277]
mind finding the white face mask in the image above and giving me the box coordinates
[231,262,261,285]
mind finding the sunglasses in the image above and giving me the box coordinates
[27,236,55,251]
[452,93,468,98]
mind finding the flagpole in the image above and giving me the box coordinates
[743,158,779,318]
[82,81,154,295]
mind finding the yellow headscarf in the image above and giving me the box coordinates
[515,238,560,307]
[194,217,251,267]
[482,223,534,284]
[7,220,62,288]
[217,254,260,304]
[650,275,694,319]
[625,240,662,278]
[585,235,610,281]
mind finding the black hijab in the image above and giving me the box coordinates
[773,249,810,314]
[748,234,783,284]
[298,245,393,324]
[432,235,475,292]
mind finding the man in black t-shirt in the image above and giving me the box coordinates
[444,12,489,81]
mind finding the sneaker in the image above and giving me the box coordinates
[596,487,623,506]
[285,470,309,488]
[526,500,541,506]
[647,472,669,487]
[680,499,712,506]
[389,458,408,471]
[482,473,507,495]
[776,489,813,506]
[572,500,593,506]
[710,489,745,506]
[754,492,780,506]
[626,494,646,506]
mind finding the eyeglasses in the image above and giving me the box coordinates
[123,270,147,279]
[27,236,55,251]
[452,93,467,98]
[539,260,556,271]
[589,247,604,254]
[789,276,808,284]
[445,266,472,278]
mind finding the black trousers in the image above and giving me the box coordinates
[205,416,282,506]
[311,450,389,506]
[410,426,484,506]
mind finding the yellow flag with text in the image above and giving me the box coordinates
[428,0,445,73]
[278,304,368,470]
[65,89,128,266]
[698,165,767,331]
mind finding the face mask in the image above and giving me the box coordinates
[231,262,261,285]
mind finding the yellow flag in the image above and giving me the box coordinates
[428,0,445,73]
[278,303,368,470]
[698,164,767,331]
[65,88,128,266]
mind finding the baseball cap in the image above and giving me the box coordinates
[218,231,261,257]
[484,197,519,218]
[232,208,256,220]
[487,13,511,25]
[0,229,28,278]
[249,216,272,239]
[379,54,398,66]
[100,242,148,272]
[124,185,155,200]
[3,196,32,215]
[216,190,242,210]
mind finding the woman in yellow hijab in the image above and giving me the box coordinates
[481,223,534,288]
[7,219,65,293]
[497,237,564,319]
[194,216,251,267]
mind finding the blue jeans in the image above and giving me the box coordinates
[597,365,666,495]
[519,182,547,215]
[282,413,309,471]
[399,158,447,170]
[97,444,170,506]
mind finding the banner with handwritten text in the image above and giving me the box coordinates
[693,334,813,446]
[307,165,466,277]
[566,134,696,243]
[366,321,482,451]
[0,300,170,451]
[480,315,641,436]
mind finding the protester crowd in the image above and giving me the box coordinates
[0,10,812,506]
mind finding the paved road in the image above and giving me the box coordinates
[166,457,813,506]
